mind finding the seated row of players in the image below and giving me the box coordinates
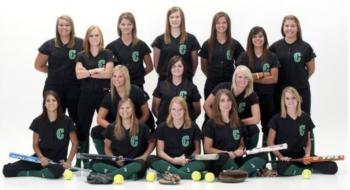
[2,87,337,180]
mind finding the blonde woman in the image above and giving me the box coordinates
[148,96,205,179]
[204,65,260,149]
[267,87,337,176]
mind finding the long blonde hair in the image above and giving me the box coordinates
[114,98,139,140]
[280,86,302,118]
[164,6,187,44]
[166,96,192,129]
[212,89,239,128]
[111,65,131,101]
[231,65,254,98]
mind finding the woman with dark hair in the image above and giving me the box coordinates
[90,98,154,179]
[3,90,78,178]
[199,12,244,99]
[34,15,83,125]
[152,55,201,124]
[236,26,280,145]
[75,25,114,168]
[202,89,265,177]
[267,87,337,176]
[106,12,153,89]
[152,6,200,81]
[148,96,205,179]
[91,65,153,154]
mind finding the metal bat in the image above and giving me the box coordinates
[77,153,134,161]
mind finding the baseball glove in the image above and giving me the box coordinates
[158,171,181,185]
[218,169,248,183]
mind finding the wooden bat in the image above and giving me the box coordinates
[76,153,134,161]
[290,155,345,163]
[245,143,288,155]
[9,152,80,170]
[188,154,219,160]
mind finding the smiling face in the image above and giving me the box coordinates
[170,101,185,121]
[252,31,265,48]
[57,18,72,38]
[169,11,182,28]
[215,16,228,34]
[284,91,298,110]
[219,93,232,113]
[45,94,58,113]
[283,19,298,39]
[112,70,126,88]
[235,71,249,89]
[118,101,133,119]
[171,60,184,78]
[119,18,133,35]
[88,28,101,46]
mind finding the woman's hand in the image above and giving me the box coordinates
[62,161,72,169]
[172,155,189,166]
[39,156,49,167]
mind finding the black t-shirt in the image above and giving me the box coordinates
[267,113,315,158]
[153,80,201,123]
[38,37,83,85]
[202,119,246,151]
[155,122,201,157]
[106,39,151,85]
[29,115,76,162]
[199,38,244,83]
[211,82,259,119]
[103,123,151,158]
[236,51,280,94]
[100,85,148,122]
[151,33,200,79]
[76,49,114,92]
[269,39,316,89]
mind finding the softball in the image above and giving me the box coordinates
[204,172,215,182]
[146,171,156,182]
[302,169,312,179]
[63,169,73,180]
[114,174,124,184]
[191,171,201,181]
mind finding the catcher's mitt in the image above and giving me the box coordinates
[218,169,248,183]
[159,171,181,185]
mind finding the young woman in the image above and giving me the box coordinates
[199,12,244,99]
[91,65,153,154]
[148,96,205,179]
[3,90,78,178]
[75,25,114,168]
[152,56,201,124]
[204,65,260,149]
[236,26,280,144]
[106,12,153,89]
[90,98,155,179]
[267,87,337,176]
[34,15,83,125]
[152,6,200,81]
[270,15,315,115]
[202,89,265,176]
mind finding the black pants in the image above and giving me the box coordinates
[77,89,108,141]
[3,160,64,178]
[257,93,275,135]
[44,83,80,124]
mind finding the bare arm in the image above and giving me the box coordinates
[75,62,90,79]
[153,48,160,71]
[306,59,315,78]
[139,103,150,123]
[97,107,110,128]
[135,139,156,161]
[152,97,161,119]
[304,132,312,157]
[192,101,201,120]
[192,139,201,155]
[191,51,199,77]
[157,140,189,166]
[241,103,261,125]
[254,68,278,84]
[267,128,285,160]
[104,138,124,166]
[90,62,114,79]
[200,58,208,77]
[63,131,78,169]
[203,94,215,118]
[34,53,49,73]
[33,132,49,166]
[203,137,227,154]
[143,54,153,75]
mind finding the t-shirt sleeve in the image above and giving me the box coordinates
[66,117,76,133]
[233,41,245,60]
[100,93,112,110]
[152,82,162,98]
[198,41,209,59]
[140,41,152,56]
[154,123,166,140]
[267,114,279,131]
[191,84,201,101]
[202,120,215,139]
[141,124,152,141]
[305,43,316,63]
[248,92,260,105]
[151,35,162,48]
[102,124,114,140]
[190,34,201,51]
[236,52,248,66]
[105,49,115,63]
[38,40,52,55]
[29,118,39,133]
[134,87,148,106]
[193,123,201,140]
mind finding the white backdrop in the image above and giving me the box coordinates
[0,0,348,168]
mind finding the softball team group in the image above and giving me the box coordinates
[2,6,339,182]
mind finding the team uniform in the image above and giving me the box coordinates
[39,37,83,124]
[153,80,201,123]
[91,85,154,154]
[268,113,337,176]
[75,49,114,160]
[3,115,76,178]
[236,51,280,136]
[90,123,152,179]
[198,39,244,98]
[148,122,205,179]
[211,82,260,149]
[202,119,265,176]
[106,39,151,88]
[151,33,200,81]
[269,39,316,115]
